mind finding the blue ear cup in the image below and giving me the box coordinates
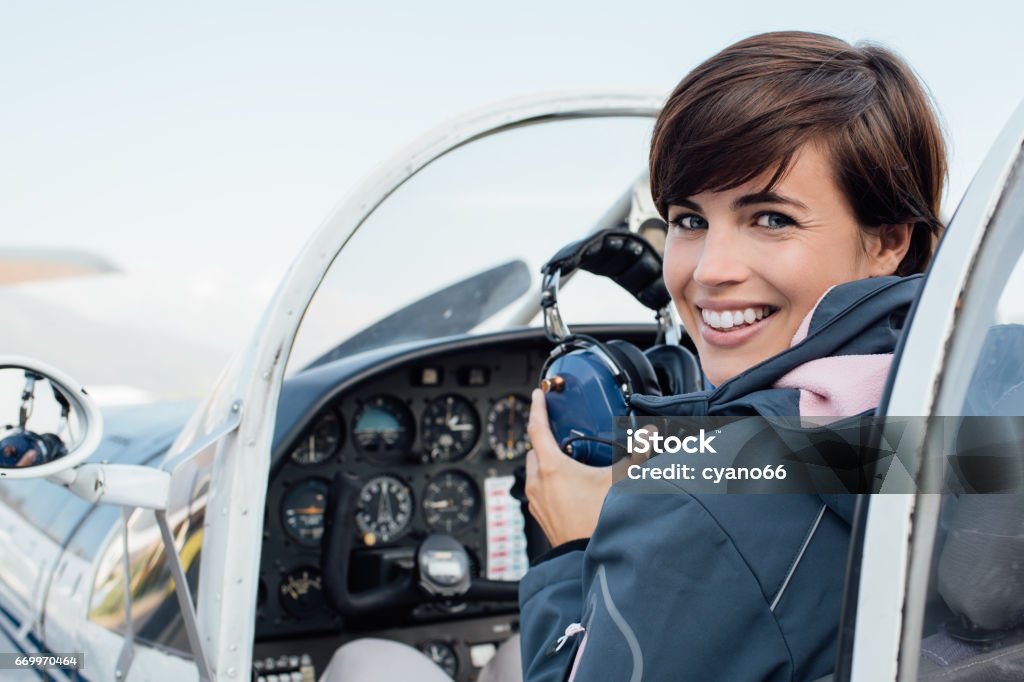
[541,338,701,466]
[541,339,635,466]
[1,371,71,469]
[0,428,66,468]
[537,228,703,467]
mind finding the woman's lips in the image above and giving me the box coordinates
[698,306,778,348]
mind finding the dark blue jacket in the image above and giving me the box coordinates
[518,276,921,681]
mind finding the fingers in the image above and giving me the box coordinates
[524,447,554,540]
[524,448,539,501]
[528,388,548,422]
[524,390,610,545]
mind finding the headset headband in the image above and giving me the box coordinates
[540,228,678,344]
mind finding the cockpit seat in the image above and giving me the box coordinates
[918,322,1024,678]
[918,494,1024,680]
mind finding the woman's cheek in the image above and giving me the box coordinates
[663,241,699,325]
[669,296,698,342]
[661,249,685,293]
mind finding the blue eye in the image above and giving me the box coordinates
[669,214,708,231]
[755,212,796,229]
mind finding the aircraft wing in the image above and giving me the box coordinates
[0,247,118,285]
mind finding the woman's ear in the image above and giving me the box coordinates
[866,223,913,276]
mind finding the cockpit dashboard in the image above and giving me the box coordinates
[254,325,655,680]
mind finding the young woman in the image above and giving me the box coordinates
[321,30,946,681]
[520,31,946,681]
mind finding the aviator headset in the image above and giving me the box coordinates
[0,371,69,469]
[539,228,702,466]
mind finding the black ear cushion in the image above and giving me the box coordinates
[644,345,703,396]
[39,433,67,463]
[605,340,662,396]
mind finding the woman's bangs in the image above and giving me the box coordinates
[658,144,799,212]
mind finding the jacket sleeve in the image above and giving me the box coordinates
[518,549,585,682]
[564,489,799,681]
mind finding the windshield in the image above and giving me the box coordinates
[287,116,659,373]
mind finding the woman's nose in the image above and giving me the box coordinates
[692,227,750,287]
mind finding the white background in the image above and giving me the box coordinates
[2,1,1020,400]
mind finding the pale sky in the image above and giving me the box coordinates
[3,1,1023,399]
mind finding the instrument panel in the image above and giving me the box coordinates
[257,341,550,639]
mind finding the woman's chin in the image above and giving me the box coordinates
[699,343,790,388]
[700,357,743,388]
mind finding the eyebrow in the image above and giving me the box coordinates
[732,191,809,211]
[671,191,809,214]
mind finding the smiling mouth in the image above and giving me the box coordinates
[699,305,779,332]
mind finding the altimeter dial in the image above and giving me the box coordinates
[421,395,479,462]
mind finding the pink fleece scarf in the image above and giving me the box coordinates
[773,287,892,418]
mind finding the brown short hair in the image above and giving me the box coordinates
[650,31,947,275]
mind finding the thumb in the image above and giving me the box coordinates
[528,388,561,455]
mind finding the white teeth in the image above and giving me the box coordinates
[702,306,776,331]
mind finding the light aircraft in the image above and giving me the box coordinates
[2,90,1024,682]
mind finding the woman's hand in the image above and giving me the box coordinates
[525,389,613,547]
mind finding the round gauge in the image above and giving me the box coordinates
[421,641,458,678]
[422,470,480,535]
[289,411,344,465]
[281,478,329,546]
[486,394,532,461]
[279,567,326,616]
[353,396,415,459]
[355,475,414,542]
[421,395,480,462]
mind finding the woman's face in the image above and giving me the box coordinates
[663,142,898,387]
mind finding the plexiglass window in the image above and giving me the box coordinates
[915,237,1024,679]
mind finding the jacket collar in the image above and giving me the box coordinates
[630,275,922,417]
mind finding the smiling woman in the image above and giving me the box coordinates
[519,30,949,682]
[316,31,949,682]
[652,31,945,388]
[664,142,915,385]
